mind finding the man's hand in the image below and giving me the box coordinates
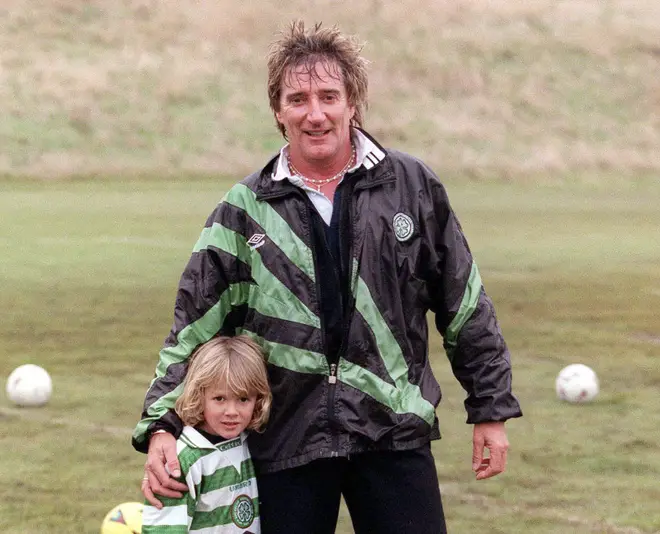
[142,432,189,508]
[472,421,509,480]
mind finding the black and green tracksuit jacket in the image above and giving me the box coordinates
[132,131,522,473]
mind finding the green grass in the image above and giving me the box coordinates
[1,177,659,533]
[2,2,659,532]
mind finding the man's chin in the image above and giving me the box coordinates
[301,146,335,163]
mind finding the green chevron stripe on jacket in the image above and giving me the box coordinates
[444,262,482,362]
[133,385,185,442]
[338,264,436,426]
[223,183,316,281]
[133,282,252,443]
[194,221,319,329]
[155,282,253,379]
[238,330,329,375]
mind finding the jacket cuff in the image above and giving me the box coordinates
[131,421,182,454]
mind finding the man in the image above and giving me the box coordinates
[134,20,522,533]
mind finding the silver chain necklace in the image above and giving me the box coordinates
[287,145,356,193]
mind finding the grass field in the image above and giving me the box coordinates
[2,0,660,532]
[1,177,659,533]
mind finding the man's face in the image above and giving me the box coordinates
[276,60,355,168]
[199,384,257,440]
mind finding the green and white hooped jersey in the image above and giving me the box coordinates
[142,428,259,534]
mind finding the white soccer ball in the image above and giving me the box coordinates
[5,364,53,407]
[555,363,599,403]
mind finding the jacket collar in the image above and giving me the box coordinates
[255,128,395,201]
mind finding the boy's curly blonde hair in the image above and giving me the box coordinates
[175,335,272,432]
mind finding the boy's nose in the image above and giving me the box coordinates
[224,402,239,416]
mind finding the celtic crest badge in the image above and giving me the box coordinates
[393,212,414,242]
[231,494,255,528]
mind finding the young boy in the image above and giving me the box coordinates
[142,335,272,534]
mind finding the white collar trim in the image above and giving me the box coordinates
[271,129,386,183]
[181,426,246,450]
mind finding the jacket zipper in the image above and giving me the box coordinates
[334,172,361,365]
[326,173,363,456]
[329,363,337,384]
[328,184,346,457]
[303,197,341,455]
[328,364,341,461]
[306,171,366,458]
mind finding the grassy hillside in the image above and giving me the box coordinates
[1,0,659,180]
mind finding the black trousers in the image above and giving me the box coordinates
[257,444,447,534]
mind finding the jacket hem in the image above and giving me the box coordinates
[253,433,440,474]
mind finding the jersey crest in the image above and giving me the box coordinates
[231,494,255,529]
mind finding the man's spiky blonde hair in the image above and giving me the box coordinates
[267,20,369,138]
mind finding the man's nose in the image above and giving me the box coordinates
[307,97,324,122]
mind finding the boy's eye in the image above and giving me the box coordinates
[239,397,250,403]
[214,396,225,402]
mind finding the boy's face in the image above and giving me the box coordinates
[199,384,257,439]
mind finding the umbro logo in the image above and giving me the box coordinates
[247,233,266,250]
